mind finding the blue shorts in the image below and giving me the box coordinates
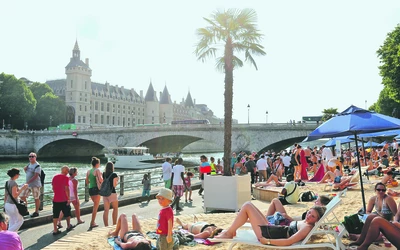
[142,189,150,197]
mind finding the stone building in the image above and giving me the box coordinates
[46,41,222,128]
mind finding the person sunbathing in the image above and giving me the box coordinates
[108,213,151,250]
[214,202,326,246]
[350,201,400,249]
[175,217,222,239]
[265,195,332,222]
[365,182,397,221]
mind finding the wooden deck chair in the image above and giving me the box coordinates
[210,196,347,250]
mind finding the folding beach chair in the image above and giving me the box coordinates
[210,196,347,250]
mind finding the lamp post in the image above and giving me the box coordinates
[9,115,12,129]
[365,100,367,109]
[266,111,269,123]
[163,115,166,124]
[247,104,250,124]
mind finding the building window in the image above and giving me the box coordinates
[95,114,98,124]
[107,116,110,125]
[123,117,125,127]
[118,117,120,126]
[71,80,73,88]
[101,115,104,124]
[107,103,110,112]
[83,116,86,123]
[95,102,98,111]
[112,116,115,125]
[78,116,81,123]
[85,81,87,89]
[80,105,82,111]
[85,106,87,112]
[101,102,104,111]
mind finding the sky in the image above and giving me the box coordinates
[1,0,400,124]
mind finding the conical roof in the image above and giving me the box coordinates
[185,91,194,107]
[144,81,157,102]
[160,85,172,104]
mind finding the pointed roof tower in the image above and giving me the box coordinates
[144,81,158,102]
[160,85,172,104]
[185,91,194,107]
[65,40,90,70]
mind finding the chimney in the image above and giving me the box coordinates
[140,90,143,98]
[85,58,89,66]
[194,98,196,105]
[160,91,162,100]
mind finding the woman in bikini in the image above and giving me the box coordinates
[214,202,326,246]
[366,182,397,221]
[109,213,151,250]
[175,217,223,239]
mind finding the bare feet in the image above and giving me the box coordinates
[175,217,183,227]
[214,230,235,239]
[108,230,118,237]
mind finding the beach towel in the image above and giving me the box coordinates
[309,164,325,182]
[107,236,157,250]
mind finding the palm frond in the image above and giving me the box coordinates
[215,57,225,72]
[245,50,258,70]
[232,56,244,68]
[196,47,218,62]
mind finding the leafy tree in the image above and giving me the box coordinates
[29,82,53,101]
[0,73,36,129]
[321,108,338,122]
[34,93,66,128]
[370,86,400,118]
[377,24,400,101]
[194,9,266,175]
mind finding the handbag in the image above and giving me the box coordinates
[5,181,29,216]
[259,225,289,239]
[342,213,364,234]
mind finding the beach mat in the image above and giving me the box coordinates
[107,237,122,250]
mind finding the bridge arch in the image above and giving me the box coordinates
[38,138,105,158]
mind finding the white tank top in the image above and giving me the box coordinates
[69,179,76,201]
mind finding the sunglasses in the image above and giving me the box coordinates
[376,189,386,192]
[29,155,36,158]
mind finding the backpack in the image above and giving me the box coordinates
[33,165,45,186]
[342,214,364,234]
[99,174,113,196]
[298,191,316,202]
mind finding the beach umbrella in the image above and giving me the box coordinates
[306,105,400,212]
[324,137,353,147]
[378,141,387,147]
[357,141,379,148]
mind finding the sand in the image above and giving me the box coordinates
[44,176,400,250]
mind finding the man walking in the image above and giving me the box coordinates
[170,158,187,212]
[162,158,173,189]
[52,166,74,235]
[20,152,42,218]
[256,154,268,182]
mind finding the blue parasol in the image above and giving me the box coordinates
[306,105,400,211]
[324,136,353,147]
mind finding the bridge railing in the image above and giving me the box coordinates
[0,168,199,210]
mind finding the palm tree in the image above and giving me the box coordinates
[194,9,266,175]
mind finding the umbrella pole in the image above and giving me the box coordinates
[361,140,369,180]
[355,132,367,212]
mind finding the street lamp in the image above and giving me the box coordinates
[266,111,269,123]
[365,100,367,109]
[247,104,250,124]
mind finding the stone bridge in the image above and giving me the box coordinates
[0,123,317,158]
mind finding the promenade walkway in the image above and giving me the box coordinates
[21,184,205,249]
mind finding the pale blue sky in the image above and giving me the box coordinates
[1,1,399,123]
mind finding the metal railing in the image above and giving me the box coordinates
[0,168,199,209]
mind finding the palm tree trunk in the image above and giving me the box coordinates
[223,37,234,176]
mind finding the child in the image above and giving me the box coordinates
[156,188,174,250]
[142,173,151,203]
[184,172,193,203]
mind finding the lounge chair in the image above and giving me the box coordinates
[210,195,347,250]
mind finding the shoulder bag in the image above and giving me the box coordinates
[5,181,29,216]
[99,173,113,197]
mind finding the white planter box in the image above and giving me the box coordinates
[203,174,251,212]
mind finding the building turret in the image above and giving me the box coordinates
[144,81,159,124]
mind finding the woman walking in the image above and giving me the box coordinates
[86,157,103,229]
[4,168,28,231]
[102,162,119,226]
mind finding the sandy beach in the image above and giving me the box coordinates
[44,175,400,250]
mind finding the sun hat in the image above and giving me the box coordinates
[156,188,174,201]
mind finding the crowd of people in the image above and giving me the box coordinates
[4,138,400,249]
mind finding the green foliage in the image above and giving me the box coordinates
[321,108,338,122]
[0,73,36,128]
[34,93,66,127]
[195,9,266,175]
[377,24,400,101]
[370,86,400,117]
[29,82,53,101]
